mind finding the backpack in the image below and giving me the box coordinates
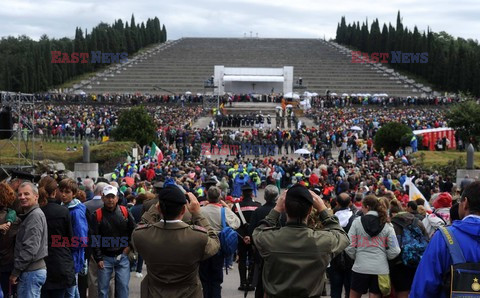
[218,207,238,274]
[392,217,428,268]
[330,211,357,271]
[96,205,128,223]
[439,226,480,297]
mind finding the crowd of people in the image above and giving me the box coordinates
[1,132,479,297]
[1,94,479,298]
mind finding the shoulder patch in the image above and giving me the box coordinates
[135,224,151,230]
[191,225,208,233]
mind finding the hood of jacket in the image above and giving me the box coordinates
[453,215,480,237]
[361,211,385,237]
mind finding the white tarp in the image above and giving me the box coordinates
[223,75,284,82]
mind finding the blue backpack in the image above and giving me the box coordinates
[392,217,428,267]
[219,207,238,274]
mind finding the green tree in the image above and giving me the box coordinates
[446,100,480,147]
[111,106,156,147]
[374,122,412,154]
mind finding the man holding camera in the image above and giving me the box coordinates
[253,184,350,297]
[132,186,220,298]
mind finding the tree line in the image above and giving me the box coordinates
[0,14,167,93]
[336,11,480,96]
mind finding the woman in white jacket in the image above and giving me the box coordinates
[346,195,400,298]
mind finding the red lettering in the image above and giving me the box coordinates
[51,235,61,247]
[361,53,370,64]
[80,237,89,247]
[351,51,362,63]
[71,52,79,63]
[61,53,71,63]
[51,51,62,63]
[350,235,358,246]
[61,236,71,247]
[379,237,386,247]
[201,143,209,155]
[71,236,79,248]
[79,53,89,63]
[220,145,229,155]
[379,53,389,63]
[370,53,379,63]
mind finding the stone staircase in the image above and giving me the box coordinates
[83,38,430,97]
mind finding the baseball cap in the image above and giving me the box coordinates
[103,185,118,197]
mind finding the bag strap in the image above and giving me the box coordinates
[119,205,128,219]
[433,210,447,225]
[96,208,102,223]
[439,226,466,265]
[221,207,227,229]
[235,203,247,226]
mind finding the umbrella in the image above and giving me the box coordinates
[294,148,311,154]
[342,93,349,97]
[275,106,282,109]
[311,92,318,96]
[350,126,362,131]
[284,92,300,99]
[123,177,134,187]
[365,93,372,97]
[330,92,338,96]
[351,93,357,97]
[286,104,293,108]
[303,91,313,97]
[380,93,388,97]
[185,91,192,95]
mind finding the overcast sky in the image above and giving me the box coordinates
[1,0,479,42]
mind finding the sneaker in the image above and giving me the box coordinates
[228,264,234,270]
[135,272,144,278]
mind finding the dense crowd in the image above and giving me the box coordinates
[2,125,479,297]
[2,97,479,298]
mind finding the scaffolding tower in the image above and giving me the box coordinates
[0,91,36,177]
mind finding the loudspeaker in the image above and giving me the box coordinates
[0,108,13,139]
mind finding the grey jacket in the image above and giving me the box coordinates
[12,204,48,276]
[345,211,400,275]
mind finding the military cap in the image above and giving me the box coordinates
[158,185,187,205]
[241,184,253,191]
[286,184,313,205]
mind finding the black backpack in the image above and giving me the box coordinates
[330,210,358,272]
[440,226,480,297]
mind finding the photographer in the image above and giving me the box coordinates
[253,184,349,297]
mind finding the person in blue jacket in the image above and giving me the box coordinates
[410,181,480,298]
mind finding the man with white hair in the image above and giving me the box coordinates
[83,178,95,201]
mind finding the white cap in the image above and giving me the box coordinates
[103,185,118,197]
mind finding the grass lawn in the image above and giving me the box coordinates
[0,140,136,171]
[412,150,480,167]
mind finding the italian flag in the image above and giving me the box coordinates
[150,142,163,162]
